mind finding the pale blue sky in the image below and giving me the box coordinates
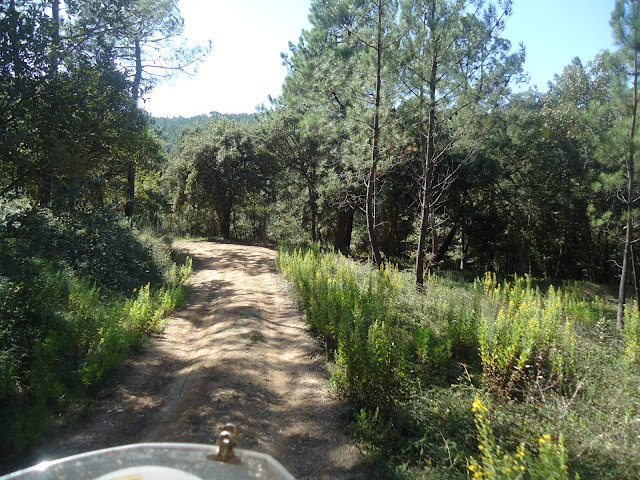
[504,0,616,90]
[144,0,618,117]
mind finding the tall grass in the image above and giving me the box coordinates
[0,253,192,456]
[477,273,577,398]
[277,246,634,479]
[623,302,640,365]
[277,246,407,410]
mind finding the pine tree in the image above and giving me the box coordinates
[611,0,640,328]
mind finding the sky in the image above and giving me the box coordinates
[143,0,618,118]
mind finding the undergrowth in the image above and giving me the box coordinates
[0,209,192,461]
[277,244,639,479]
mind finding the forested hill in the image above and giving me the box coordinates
[152,112,260,154]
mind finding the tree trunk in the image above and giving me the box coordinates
[125,37,142,219]
[366,0,384,269]
[617,51,639,329]
[335,207,354,255]
[416,4,438,286]
[308,174,318,242]
[38,0,61,207]
[219,203,232,240]
[434,223,457,264]
[460,225,466,270]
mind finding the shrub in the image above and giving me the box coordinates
[469,398,576,480]
[278,246,407,411]
[0,214,193,456]
[351,407,391,452]
[413,323,452,368]
[623,302,640,365]
[478,275,576,399]
[563,291,605,327]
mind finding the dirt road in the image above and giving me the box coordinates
[20,241,364,479]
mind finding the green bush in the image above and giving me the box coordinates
[469,398,577,480]
[623,302,640,365]
[279,250,637,478]
[0,211,193,456]
[478,274,576,398]
[278,246,407,410]
[413,323,452,368]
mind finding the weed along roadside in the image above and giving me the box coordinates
[277,244,640,479]
[0,221,192,472]
[3,241,363,480]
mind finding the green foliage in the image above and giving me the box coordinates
[478,274,577,398]
[413,323,452,368]
[153,112,259,154]
[352,407,391,452]
[416,273,483,364]
[277,248,638,478]
[1,9,156,212]
[469,398,577,480]
[562,289,606,327]
[623,302,640,364]
[166,119,273,239]
[277,245,408,410]
[1,208,163,292]
[0,215,192,456]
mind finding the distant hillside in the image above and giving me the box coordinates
[152,111,260,154]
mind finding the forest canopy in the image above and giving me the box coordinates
[159,0,634,296]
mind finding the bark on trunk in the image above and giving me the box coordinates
[617,52,639,329]
[219,202,232,240]
[416,4,438,286]
[434,223,457,264]
[335,207,354,255]
[366,1,384,269]
[125,37,142,219]
[39,0,60,207]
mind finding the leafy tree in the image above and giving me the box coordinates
[283,0,404,267]
[153,112,258,155]
[547,56,624,282]
[168,121,268,239]
[280,32,356,252]
[0,0,156,215]
[262,107,328,242]
[67,0,210,218]
[0,0,50,201]
[467,90,593,276]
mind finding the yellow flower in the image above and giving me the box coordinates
[539,434,551,444]
[473,398,488,413]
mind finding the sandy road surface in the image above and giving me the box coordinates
[16,242,364,479]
